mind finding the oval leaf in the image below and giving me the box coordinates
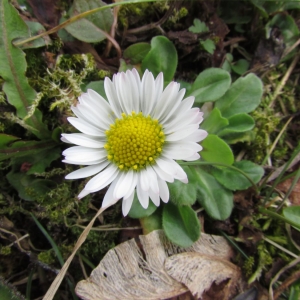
[201,134,234,165]
[218,113,255,137]
[188,68,231,104]
[128,193,157,219]
[215,73,263,118]
[163,203,200,247]
[123,43,151,65]
[194,167,233,220]
[65,0,113,43]
[201,107,229,134]
[141,36,178,82]
[211,160,264,191]
[283,206,300,230]
[168,166,197,206]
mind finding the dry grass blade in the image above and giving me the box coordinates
[43,206,107,300]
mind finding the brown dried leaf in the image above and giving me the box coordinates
[165,253,242,300]
[75,230,235,300]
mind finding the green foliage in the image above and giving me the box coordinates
[142,36,178,82]
[123,43,151,65]
[128,192,157,218]
[0,277,25,300]
[283,206,300,231]
[64,0,113,43]
[0,0,50,139]
[188,19,208,33]
[163,202,200,248]
[201,134,234,165]
[187,68,231,104]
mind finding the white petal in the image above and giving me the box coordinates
[142,71,156,115]
[137,180,149,208]
[153,82,180,120]
[113,170,134,199]
[152,164,174,183]
[149,188,160,207]
[166,124,199,142]
[115,72,132,115]
[85,164,118,192]
[158,178,169,203]
[104,77,122,118]
[127,69,140,112]
[182,129,208,143]
[164,109,202,134]
[87,89,115,119]
[160,156,188,183]
[160,88,186,123]
[154,72,164,104]
[67,117,106,137]
[61,133,105,148]
[162,96,195,128]
[63,147,107,163]
[162,147,195,160]
[166,141,202,153]
[62,158,106,165]
[155,157,177,179]
[74,103,110,130]
[184,153,200,161]
[123,172,138,199]
[122,190,135,216]
[139,169,150,191]
[102,178,120,208]
[78,189,91,199]
[145,166,159,194]
[65,161,109,179]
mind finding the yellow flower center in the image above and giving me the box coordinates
[105,111,165,171]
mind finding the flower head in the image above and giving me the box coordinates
[62,69,207,215]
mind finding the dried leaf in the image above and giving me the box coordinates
[165,253,242,299]
[76,230,235,300]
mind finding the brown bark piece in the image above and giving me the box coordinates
[75,230,236,300]
[165,253,242,300]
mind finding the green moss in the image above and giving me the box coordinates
[38,250,56,265]
[0,246,11,256]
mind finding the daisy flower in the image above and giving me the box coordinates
[61,69,207,216]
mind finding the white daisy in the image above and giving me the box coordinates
[62,69,207,216]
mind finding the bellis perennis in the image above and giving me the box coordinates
[61,69,208,215]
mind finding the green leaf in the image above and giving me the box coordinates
[83,80,105,98]
[163,202,200,247]
[221,131,255,145]
[128,193,157,219]
[140,209,162,234]
[215,73,263,118]
[19,21,49,49]
[211,160,264,191]
[200,39,215,54]
[123,43,151,65]
[0,0,50,138]
[201,108,229,134]
[283,206,300,230]
[231,59,249,75]
[168,166,197,206]
[141,36,178,82]
[188,18,208,33]
[65,0,113,43]
[201,134,234,165]
[6,170,56,201]
[0,136,57,162]
[194,167,233,220]
[218,113,255,137]
[188,68,231,104]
